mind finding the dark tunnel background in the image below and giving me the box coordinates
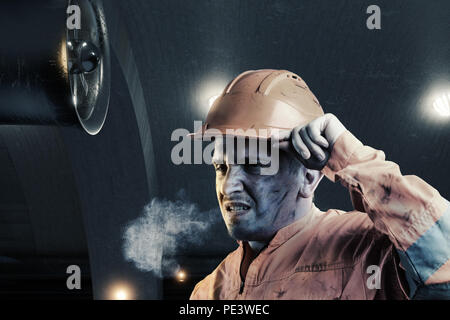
[0,0,449,299]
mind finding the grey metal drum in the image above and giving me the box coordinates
[0,0,111,135]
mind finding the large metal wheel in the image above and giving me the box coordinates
[0,0,111,135]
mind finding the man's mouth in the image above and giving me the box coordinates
[223,201,251,214]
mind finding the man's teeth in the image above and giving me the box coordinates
[227,205,250,211]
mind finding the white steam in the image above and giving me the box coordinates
[122,192,224,277]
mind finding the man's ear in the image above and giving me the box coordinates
[298,168,324,198]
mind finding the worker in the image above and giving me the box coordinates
[189,69,449,299]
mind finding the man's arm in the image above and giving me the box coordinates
[290,114,450,299]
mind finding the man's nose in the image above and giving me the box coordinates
[220,165,244,196]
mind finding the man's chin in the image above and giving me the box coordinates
[222,210,262,240]
[226,225,259,242]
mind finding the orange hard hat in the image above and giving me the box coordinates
[191,69,324,139]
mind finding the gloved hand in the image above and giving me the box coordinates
[275,113,347,170]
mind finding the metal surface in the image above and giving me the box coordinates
[0,0,110,135]
[67,0,111,135]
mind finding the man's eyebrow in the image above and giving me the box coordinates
[243,154,271,164]
[243,154,257,163]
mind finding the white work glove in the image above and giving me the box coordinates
[291,113,347,162]
[275,113,347,167]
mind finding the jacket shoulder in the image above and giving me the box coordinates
[298,209,388,266]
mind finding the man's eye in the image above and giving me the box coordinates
[242,162,271,175]
[243,163,261,174]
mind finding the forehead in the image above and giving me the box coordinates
[212,136,273,163]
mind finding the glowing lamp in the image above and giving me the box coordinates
[176,270,187,282]
[433,93,450,117]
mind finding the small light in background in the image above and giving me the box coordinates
[106,282,134,300]
[433,93,450,117]
[194,76,230,117]
[420,83,450,122]
[176,269,187,283]
[208,94,221,108]
[59,41,68,75]
[114,288,128,300]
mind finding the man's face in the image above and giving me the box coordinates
[213,137,305,242]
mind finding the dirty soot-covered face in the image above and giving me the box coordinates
[213,138,304,242]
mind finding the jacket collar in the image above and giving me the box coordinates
[237,204,320,250]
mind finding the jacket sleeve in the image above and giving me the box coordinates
[322,130,450,299]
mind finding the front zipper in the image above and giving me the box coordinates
[238,244,247,295]
[239,280,245,294]
[238,242,269,295]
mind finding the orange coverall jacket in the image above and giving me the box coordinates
[190,131,450,300]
